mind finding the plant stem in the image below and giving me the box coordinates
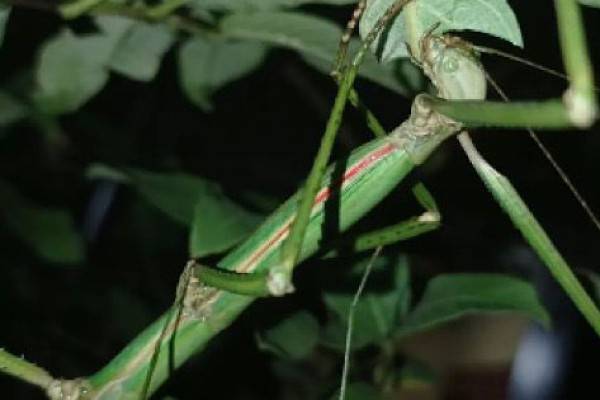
[458,132,600,336]
[339,246,382,400]
[0,348,53,390]
[554,0,597,126]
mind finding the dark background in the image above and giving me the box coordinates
[1,2,600,399]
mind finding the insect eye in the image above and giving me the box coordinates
[442,55,459,73]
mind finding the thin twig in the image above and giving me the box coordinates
[338,246,383,400]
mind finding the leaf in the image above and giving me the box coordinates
[579,0,600,7]
[189,191,262,257]
[34,17,132,114]
[221,12,338,62]
[321,255,410,350]
[109,22,175,81]
[86,164,131,184]
[257,311,320,360]
[398,359,437,388]
[0,91,28,127]
[0,179,84,264]
[191,0,355,12]
[178,37,267,110]
[220,11,410,96]
[87,164,262,256]
[396,273,550,338]
[0,5,9,48]
[360,0,523,62]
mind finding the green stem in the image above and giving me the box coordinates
[554,0,597,126]
[458,132,600,336]
[275,57,361,292]
[423,97,572,129]
[194,263,270,297]
[0,348,53,390]
[348,88,387,138]
[323,215,439,258]
[276,0,412,294]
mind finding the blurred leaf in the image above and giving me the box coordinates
[360,0,522,62]
[398,359,437,389]
[0,179,84,264]
[178,37,267,110]
[396,273,550,338]
[191,0,355,12]
[86,164,131,184]
[321,255,410,350]
[34,17,132,114]
[34,17,174,112]
[257,311,320,360]
[190,197,262,257]
[109,22,175,81]
[221,11,338,62]
[302,53,410,97]
[0,91,28,127]
[0,5,9,47]
[330,382,381,400]
[87,164,262,256]
[579,0,600,7]
[221,11,410,96]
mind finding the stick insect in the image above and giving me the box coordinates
[3,0,598,398]
[186,0,600,321]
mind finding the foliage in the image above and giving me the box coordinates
[1,0,599,399]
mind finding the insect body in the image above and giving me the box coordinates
[421,35,487,101]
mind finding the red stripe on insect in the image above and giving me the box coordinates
[237,142,397,273]
[314,143,396,203]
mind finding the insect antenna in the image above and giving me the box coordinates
[484,69,600,233]
[478,44,600,95]
[332,0,367,79]
[475,45,568,80]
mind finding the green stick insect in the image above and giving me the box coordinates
[2,0,600,398]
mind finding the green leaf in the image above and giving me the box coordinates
[396,273,550,338]
[221,12,337,61]
[0,180,84,264]
[579,0,600,8]
[191,0,355,12]
[321,255,410,350]
[109,22,174,81]
[257,311,320,360]
[0,91,28,127]
[178,37,267,111]
[0,5,9,48]
[398,359,437,388]
[34,17,132,114]
[360,0,523,62]
[87,164,262,256]
[189,191,262,257]
[330,382,381,400]
[220,11,410,96]
[86,164,131,184]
